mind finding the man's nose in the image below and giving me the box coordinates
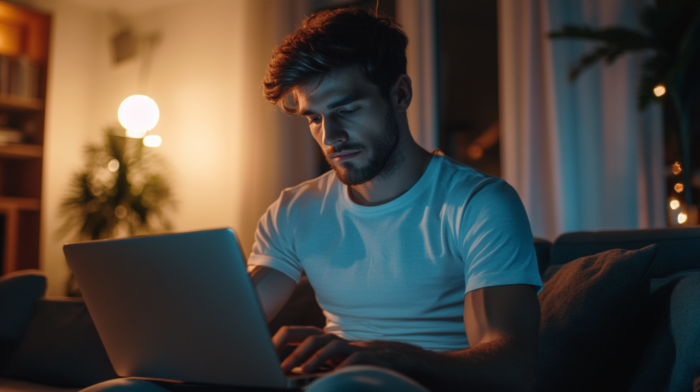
[322,117,348,146]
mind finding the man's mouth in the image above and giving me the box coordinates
[329,150,361,162]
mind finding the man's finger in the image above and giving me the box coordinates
[272,326,323,354]
[301,339,356,373]
[281,334,339,372]
[337,351,374,369]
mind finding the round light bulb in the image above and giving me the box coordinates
[678,212,688,224]
[670,200,680,210]
[118,95,160,137]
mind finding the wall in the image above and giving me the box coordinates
[29,0,101,296]
[30,0,316,295]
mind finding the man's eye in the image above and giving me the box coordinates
[339,108,356,115]
[309,116,322,124]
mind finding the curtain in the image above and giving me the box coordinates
[498,0,665,240]
[397,0,439,151]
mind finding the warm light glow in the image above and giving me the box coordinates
[675,183,684,193]
[672,162,682,175]
[107,159,120,172]
[670,200,680,210]
[143,135,162,147]
[115,205,127,219]
[678,212,688,224]
[653,85,666,97]
[126,128,148,138]
[467,145,484,160]
[118,95,160,137]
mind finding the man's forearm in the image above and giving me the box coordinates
[398,338,537,392]
[248,265,296,322]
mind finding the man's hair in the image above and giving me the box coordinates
[263,7,408,114]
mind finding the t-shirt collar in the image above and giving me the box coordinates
[340,154,441,214]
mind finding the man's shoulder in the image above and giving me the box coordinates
[433,154,507,201]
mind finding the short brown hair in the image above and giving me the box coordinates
[263,7,408,114]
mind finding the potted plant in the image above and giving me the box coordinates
[549,0,700,224]
[58,129,175,295]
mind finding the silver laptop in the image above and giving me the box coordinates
[64,228,317,389]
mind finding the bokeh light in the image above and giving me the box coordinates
[678,212,688,224]
[107,159,120,172]
[672,162,682,175]
[653,85,666,97]
[670,200,680,210]
[675,183,684,193]
[143,135,162,148]
[118,95,160,138]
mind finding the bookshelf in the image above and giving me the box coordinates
[0,1,50,275]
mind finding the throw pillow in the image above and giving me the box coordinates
[0,270,46,367]
[1,298,118,387]
[536,245,657,392]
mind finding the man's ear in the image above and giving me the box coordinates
[391,74,412,113]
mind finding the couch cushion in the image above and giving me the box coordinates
[666,273,700,391]
[533,238,552,275]
[0,377,79,392]
[550,227,700,278]
[628,277,678,392]
[0,270,47,368]
[536,245,657,392]
[1,298,118,388]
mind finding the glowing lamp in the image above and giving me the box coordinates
[118,95,160,138]
[678,212,688,224]
[670,200,680,210]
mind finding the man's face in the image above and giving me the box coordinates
[296,67,400,186]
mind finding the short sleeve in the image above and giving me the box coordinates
[459,179,543,294]
[247,193,304,283]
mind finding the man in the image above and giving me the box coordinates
[87,7,542,392]
[249,7,542,392]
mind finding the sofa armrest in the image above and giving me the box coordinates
[0,297,118,388]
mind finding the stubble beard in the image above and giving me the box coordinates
[325,107,402,186]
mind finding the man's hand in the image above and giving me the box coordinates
[273,326,423,374]
[274,284,540,392]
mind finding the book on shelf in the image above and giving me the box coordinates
[0,54,39,99]
[0,128,23,145]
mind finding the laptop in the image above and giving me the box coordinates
[63,228,319,389]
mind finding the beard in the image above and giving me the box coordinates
[325,107,401,186]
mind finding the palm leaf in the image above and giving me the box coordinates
[549,25,656,50]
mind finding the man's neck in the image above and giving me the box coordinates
[348,140,433,206]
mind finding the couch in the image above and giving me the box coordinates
[0,227,698,392]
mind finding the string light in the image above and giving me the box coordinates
[678,212,688,224]
[672,162,682,175]
[653,85,666,97]
[670,200,680,210]
[675,183,684,193]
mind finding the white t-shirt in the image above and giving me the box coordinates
[248,154,542,351]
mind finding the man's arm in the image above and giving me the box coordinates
[248,265,297,322]
[274,284,540,392]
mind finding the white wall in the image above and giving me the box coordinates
[32,0,316,295]
[31,0,101,296]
